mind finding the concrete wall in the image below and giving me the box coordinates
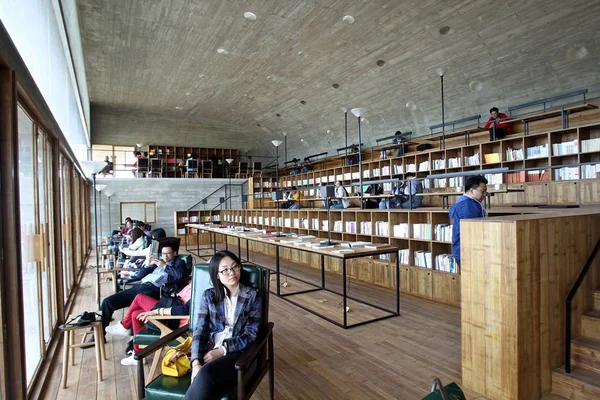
[90,178,247,242]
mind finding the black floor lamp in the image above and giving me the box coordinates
[226,158,234,209]
[351,107,366,209]
[436,67,446,149]
[271,140,283,235]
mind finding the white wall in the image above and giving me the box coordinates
[0,0,89,159]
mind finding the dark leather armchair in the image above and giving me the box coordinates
[135,264,274,400]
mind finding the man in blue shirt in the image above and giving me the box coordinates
[449,176,488,267]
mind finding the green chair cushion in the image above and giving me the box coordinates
[145,373,230,400]
[133,332,182,347]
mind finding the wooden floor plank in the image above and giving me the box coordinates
[45,249,486,399]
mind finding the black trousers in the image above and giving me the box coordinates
[489,127,508,141]
[100,283,160,334]
[183,351,242,400]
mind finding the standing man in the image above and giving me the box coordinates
[484,107,512,141]
[449,175,488,267]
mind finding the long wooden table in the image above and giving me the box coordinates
[187,223,400,328]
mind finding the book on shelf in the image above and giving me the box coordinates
[392,223,409,238]
[483,153,501,164]
[434,224,452,242]
[434,254,460,273]
[398,249,410,265]
[582,138,600,153]
[526,169,550,182]
[414,250,432,269]
[552,139,578,156]
[505,147,524,161]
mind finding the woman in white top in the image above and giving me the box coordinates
[119,228,146,256]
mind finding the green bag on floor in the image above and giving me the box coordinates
[422,382,466,400]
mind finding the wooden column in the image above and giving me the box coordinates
[461,212,600,399]
[0,67,27,399]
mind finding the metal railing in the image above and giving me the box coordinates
[565,238,600,373]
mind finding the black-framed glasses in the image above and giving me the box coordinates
[218,265,241,276]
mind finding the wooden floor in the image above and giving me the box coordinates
[44,247,488,400]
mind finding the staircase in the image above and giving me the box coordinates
[552,290,600,399]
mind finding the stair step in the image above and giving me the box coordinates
[581,311,600,341]
[572,336,600,374]
[594,290,600,312]
[552,367,600,399]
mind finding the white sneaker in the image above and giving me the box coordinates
[106,321,132,337]
[121,354,146,366]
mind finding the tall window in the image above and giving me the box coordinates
[17,105,42,384]
[92,144,136,178]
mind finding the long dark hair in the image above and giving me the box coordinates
[209,250,242,304]
[129,227,145,245]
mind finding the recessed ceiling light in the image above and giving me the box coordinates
[175,106,182,110]
[243,12,257,21]
[276,113,281,117]
[469,81,483,91]
[217,48,228,54]
[297,51,308,58]
[342,15,355,24]
[567,45,588,60]
[185,92,191,96]
[300,100,307,105]
[406,101,417,111]
[439,26,453,35]
[332,83,340,89]
[376,60,386,67]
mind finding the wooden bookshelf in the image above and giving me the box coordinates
[214,208,522,307]
[174,210,221,245]
[267,122,600,208]
[148,145,239,178]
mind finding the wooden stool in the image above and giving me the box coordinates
[59,318,106,388]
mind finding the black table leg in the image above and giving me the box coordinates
[342,258,347,328]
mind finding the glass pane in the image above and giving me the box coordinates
[18,105,42,385]
[114,146,136,178]
[60,156,73,301]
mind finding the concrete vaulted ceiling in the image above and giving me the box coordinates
[78,0,600,160]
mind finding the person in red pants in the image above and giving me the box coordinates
[105,283,191,365]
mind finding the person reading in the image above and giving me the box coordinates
[484,107,512,141]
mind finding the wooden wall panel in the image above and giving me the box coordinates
[461,212,600,399]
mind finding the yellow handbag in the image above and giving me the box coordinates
[161,337,192,377]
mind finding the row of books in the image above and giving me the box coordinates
[582,164,600,179]
[418,161,430,172]
[435,254,459,273]
[464,153,481,166]
[413,223,432,240]
[526,144,549,159]
[505,147,524,161]
[484,173,504,185]
[554,166,580,181]
[414,250,432,268]
[526,169,550,182]
[582,137,600,153]
[434,224,452,242]
[432,159,446,170]
[447,157,462,168]
[552,139,578,156]
[176,216,200,223]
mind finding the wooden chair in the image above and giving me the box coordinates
[135,264,274,400]
[137,158,149,178]
[235,162,249,179]
[201,160,212,178]
[184,159,198,178]
[149,159,162,178]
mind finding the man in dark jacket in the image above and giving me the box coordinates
[98,245,187,337]
[449,176,488,267]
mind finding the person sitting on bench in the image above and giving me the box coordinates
[400,173,423,209]
[484,107,512,141]
[99,155,113,176]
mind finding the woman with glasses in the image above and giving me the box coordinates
[184,250,261,400]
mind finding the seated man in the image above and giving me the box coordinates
[400,173,423,209]
[89,245,187,346]
[99,155,113,176]
[484,107,512,141]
